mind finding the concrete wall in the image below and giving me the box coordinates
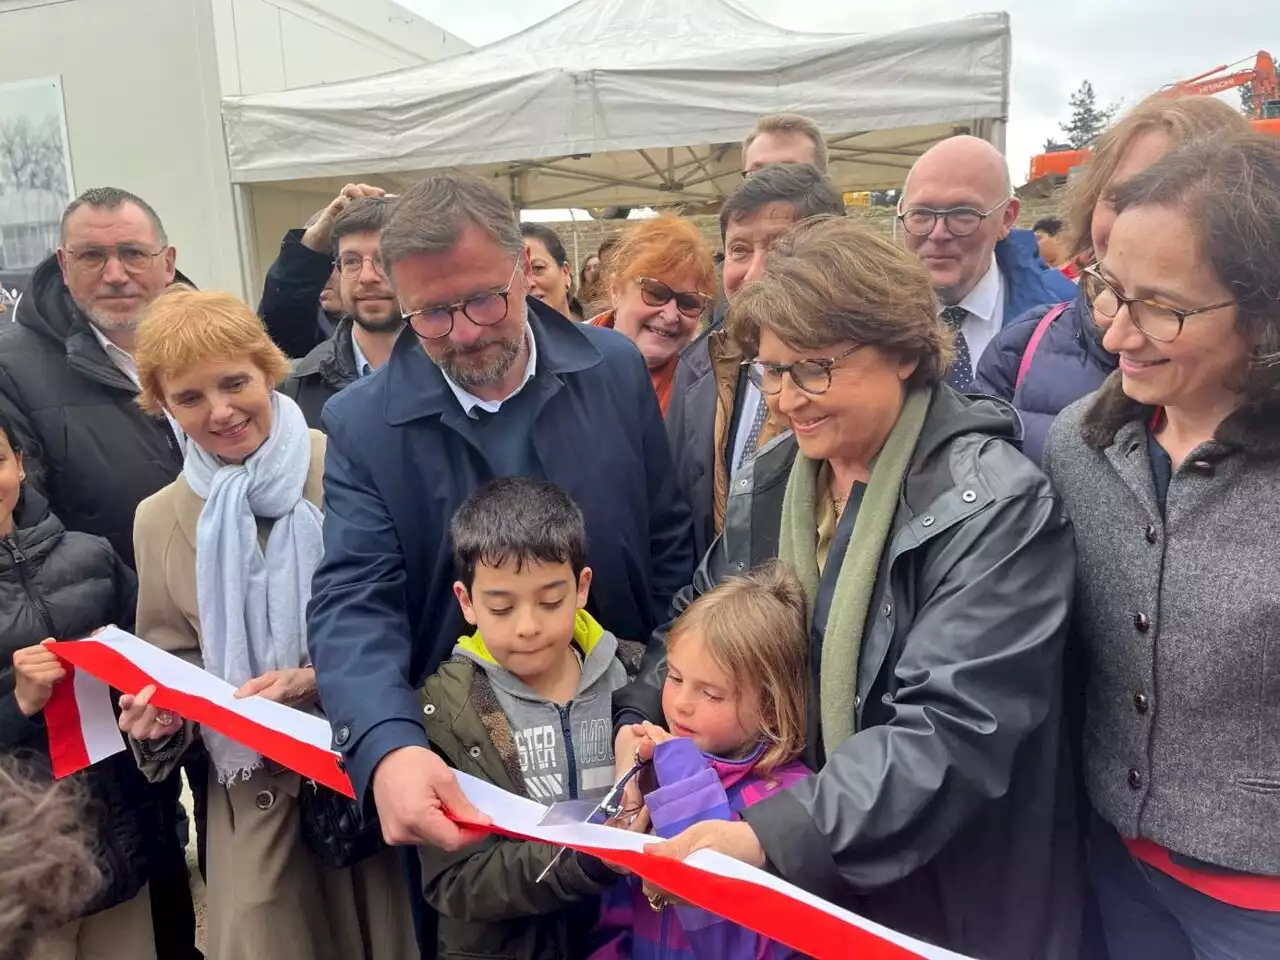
[0,0,243,294]
[1,0,470,300]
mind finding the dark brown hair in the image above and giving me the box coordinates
[1063,94,1250,259]
[330,196,396,254]
[1099,132,1280,436]
[726,215,950,387]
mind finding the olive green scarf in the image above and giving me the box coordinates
[778,388,930,751]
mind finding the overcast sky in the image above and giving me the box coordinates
[397,0,1275,185]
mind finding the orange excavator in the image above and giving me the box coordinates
[1026,51,1280,186]
[1157,51,1279,115]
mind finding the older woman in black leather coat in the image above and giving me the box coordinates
[617,216,1082,960]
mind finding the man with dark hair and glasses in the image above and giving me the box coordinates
[0,186,204,958]
[665,163,846,559]
[899,135,1075,390]
[257,182,387,358]
[282,196,402,427]
[305,171,694,868]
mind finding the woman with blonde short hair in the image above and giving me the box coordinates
[116,288,414,960]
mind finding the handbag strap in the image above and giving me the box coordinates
[1015,302,1069,392]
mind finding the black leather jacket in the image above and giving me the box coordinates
[0,489,162,917]
[618,385,1084,960]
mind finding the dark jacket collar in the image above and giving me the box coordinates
[293,316,359,389]
[382,297,603,427]
[0,486,64,572]
[1080,372,1280,460]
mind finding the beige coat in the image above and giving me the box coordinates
[131,430,415,960]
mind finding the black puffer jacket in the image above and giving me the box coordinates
[0,256,187,567]
[0,489,161,917]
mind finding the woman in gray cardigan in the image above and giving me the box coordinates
[1045,132,1280,958]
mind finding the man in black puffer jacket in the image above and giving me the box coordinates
[0,187,201,958]
[0,471,162,955]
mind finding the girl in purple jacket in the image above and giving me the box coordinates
[592,562,811,960]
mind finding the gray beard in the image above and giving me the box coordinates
[440,332,523,390]
[437,300,528,391]
[79,299,141,335]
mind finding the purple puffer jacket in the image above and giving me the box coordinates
[590,738,810,960]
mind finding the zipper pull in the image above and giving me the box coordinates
[1,536,24,563]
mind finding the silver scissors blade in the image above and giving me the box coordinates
[535,761,645,883]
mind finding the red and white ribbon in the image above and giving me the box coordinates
[48,627,351,796]
[46,628,971,960]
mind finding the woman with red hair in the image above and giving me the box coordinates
[593,217,717,415]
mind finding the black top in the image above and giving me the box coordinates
[1147,429,1173,515]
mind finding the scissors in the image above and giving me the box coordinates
[535,759,648,883]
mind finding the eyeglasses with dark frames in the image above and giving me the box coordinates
[1082,264,1235,343]
[896,197,1012,238]
[64,244,167,274]
[402,260,522,340]
[635,277,712,318]
[335,253,387,280]
[742,344,863,396]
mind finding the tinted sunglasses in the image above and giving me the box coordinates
[635,277,711,318]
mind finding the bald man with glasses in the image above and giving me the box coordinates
[899,136,1076,389]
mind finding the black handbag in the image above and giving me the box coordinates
[298,778,386,869]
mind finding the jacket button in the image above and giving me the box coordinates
[1144,524,1158,544]
[734,561,745,572]
[1189,460,1214,477]
[423,703,436,716]
[1127,769,1143,791]
[921,516,935,527]
[335,725,351,746]
[961,490,977,503]
[1133,613,1151,634]
[254,789,276,811]
[1133,692,1150,714]
[854,694,862,709]
[739,478,749,488]
[881,601,892,618]
[468,746,482,759]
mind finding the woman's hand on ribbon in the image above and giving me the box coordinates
[651,820,767,870]
[118,684,182,741]
[12,640,65,717]
[234,667,317,708]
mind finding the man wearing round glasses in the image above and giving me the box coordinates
[899,136,1075,389]
[306,171,694,859]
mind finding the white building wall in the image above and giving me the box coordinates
[0,0,244,295]
[0,0,470,300]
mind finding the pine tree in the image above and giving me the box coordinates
[1059,81,1116,149]
[1241,82,1255,118]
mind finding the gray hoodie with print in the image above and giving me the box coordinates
[452,610,629,804]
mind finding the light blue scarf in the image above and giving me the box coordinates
[182,392,324,783]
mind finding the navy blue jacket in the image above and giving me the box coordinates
[994,228,1078,322]
[973,282,1116,464]
[257,228,338,359]
[307,300,695,800]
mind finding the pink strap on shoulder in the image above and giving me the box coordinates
[1015,302,1068,391]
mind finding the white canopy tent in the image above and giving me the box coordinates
[221,0,1011,211]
